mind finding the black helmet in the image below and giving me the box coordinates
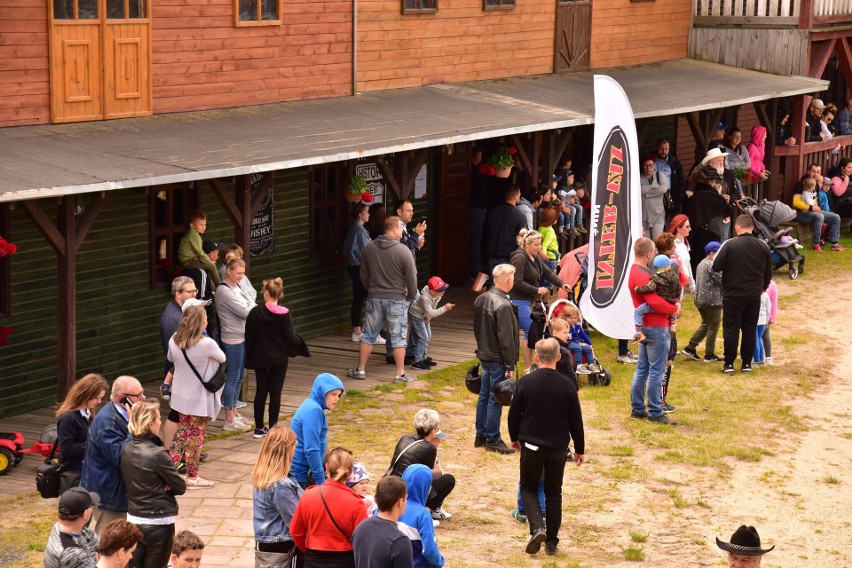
[465,364,481,395]
[492,377,516,406]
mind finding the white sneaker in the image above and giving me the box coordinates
[235,400,247,409]
[351,333,361,342]
[223,420,251,432]
[576,364,592,375]
[374,335,387,345]
[588,363,601,373]
[764,357,773,365]
[431,507,452,520]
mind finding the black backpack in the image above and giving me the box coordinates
[35,439,61,499]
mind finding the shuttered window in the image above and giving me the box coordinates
[149,185,199,288]
[309,166,347,256]
[484,0,515,9]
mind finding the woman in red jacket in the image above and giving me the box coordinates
[290,447,367,568]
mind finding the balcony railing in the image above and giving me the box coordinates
[693,0,852,24]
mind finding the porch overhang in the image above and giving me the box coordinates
[0,58,827,203]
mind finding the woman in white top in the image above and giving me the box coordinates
[167,304,225,487]
[667,214,695,294]
[217,244,258,303]
[215,258,256,432]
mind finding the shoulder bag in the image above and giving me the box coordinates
[35,439,61,499]
[317,486,352,542]
[181,348,227,393]
[383,438,425,477]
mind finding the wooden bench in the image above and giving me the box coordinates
[779,217,852,244]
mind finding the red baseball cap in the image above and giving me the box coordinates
[428,276,449,292]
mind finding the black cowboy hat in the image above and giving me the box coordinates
[716,526,775,556]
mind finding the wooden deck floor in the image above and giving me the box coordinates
[0,288,477,496]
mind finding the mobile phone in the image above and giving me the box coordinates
[119,395,133,407]
[418,217,427,225]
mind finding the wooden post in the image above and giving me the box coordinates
[784,94,808,204]
[799,0,813,30]
[234,175,252,272]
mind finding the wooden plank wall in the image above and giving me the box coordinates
[151,0,353,113]
[0,0,50,127]
[688,27,808,76]
[590,0,691,68]
[357,0,555,92]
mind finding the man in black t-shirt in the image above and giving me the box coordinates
[388,408,456,521]
[353,477,413,568]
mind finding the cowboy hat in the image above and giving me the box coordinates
[716,526,775,556]
[701,147,729,166]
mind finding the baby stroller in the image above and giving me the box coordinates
[735,197,806,279]
[538,298,612,386]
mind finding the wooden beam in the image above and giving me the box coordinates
[375,156,402,202]
[752,101,772,129]
[208,178,242,229]
[835,37,852,97]
[21,199,65,255]
[234,175,252,267]
[809,38,836,78]
[783,94,808,204]
[73,192,107,254]
[531,132,542,186]
[799,0,813,30]
[685,112,706,152]
[57,197,76,400]
[510,134,533,175]
[401,149,430,200]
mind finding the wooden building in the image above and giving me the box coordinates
[0,0,827,417]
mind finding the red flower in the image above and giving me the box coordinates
[360,191,373,203]
[487,165,496,176]
[508,146,517,155]
[0,325,13,347]
[0,237,17,257]
[4,243,16,255]
[478,163,490,175]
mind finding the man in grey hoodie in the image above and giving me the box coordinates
[348,216,418,383]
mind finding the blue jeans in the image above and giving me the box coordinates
[408,316,430,362]
[754,324,766,363]
[470,208,486,278]
[634,302,652,329]
[363,297,409,348]
[568,203,583,226]
[720,219,731,243]
[569,342,593,365]
[630,326,670,417]
[476,361,506,443]
[221,342,245,410]
[516,482,546,515]
[797,210,841,243]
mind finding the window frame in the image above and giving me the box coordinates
[402,0,438,14]
[483,0,515,10]
[148,184,199,289]
[0,205,10,317]
[308,164,348,257]
[234,0,283,27]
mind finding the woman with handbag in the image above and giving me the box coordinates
[252,426,303,568]
[290,447,367,568]
[167,304,225,489]
[121,400,187,568]
[245,277,308,440]
[216,257,256,432]
[55,373,109,493]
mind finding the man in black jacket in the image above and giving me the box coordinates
[508,338,585,557]
[712,214,773,374]
[483,186,526,272]
[655,139,685,217]
[473,263,519,455]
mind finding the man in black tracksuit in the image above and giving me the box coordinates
[508,338,585,557]
[712,214,773,373]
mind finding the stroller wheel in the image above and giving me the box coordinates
[600,369,612,386]
[799,259,805,274]
[789,265,798,280]
[587,372,599,386]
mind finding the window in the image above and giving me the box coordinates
[235,0,282,26]
[484,0,515,9]
[403,0,438,14]
[309,166,347,255]
[149,184,198,288]
[0,206,10,316]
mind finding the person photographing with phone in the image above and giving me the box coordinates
[80,375,146,537]
[395,199,426,257]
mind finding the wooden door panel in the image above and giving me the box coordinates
[437,146,472,285]
[104,23,150,119]
[51,24,102,123]
[555,1,592,73]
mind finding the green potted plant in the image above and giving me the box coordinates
[345,174,372,203]
[487,145,517,178]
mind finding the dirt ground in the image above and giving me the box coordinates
[426,275,852,568]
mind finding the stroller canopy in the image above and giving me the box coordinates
[758,200,797,227]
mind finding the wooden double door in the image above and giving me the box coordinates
[49,0,151,123]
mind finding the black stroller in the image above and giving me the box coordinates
[736,197,806,279]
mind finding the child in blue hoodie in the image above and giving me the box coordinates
[399,465,445,568]
[290,373,345,488]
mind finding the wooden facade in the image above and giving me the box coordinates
[689,28,809,76]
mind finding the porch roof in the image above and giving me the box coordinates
[0,58,826,202]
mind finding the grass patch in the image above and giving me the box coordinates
[732,446,775,462]
[629,530,649,542]
[0,493,55,568]
[623,544,646,561]
[823,474,842,485]
[607,445,635,457]
[667,488,690,508]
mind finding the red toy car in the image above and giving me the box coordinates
[0,431,56,475]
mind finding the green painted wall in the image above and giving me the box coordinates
[0,159,436,418]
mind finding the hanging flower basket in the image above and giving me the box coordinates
[0,235,17,257]
[487,145,517,178]
[346,174,369,202]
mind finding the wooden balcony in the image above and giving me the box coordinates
[693,0,852,27]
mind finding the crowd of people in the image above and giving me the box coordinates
[43,124,850,565]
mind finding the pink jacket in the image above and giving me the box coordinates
[831,173,849,197]
[746,126,767,176]
[766,280,778,324]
